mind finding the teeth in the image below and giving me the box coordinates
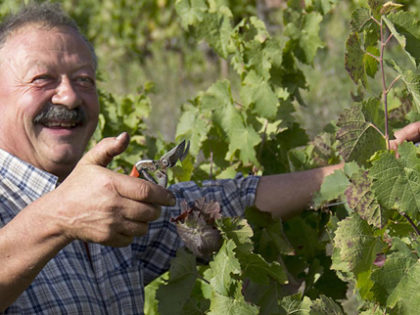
[43,121,77,128]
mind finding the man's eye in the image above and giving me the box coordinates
[76,76,95,87]
[32,75,53,83]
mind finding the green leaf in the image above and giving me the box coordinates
[400,70,420,113]
[201,79,233,111]
[240,70,278,119]
[208,288,260,315]
[175,0,207,28]
[371,240,418,307]
[313,169,350,208]
[364,46,379,78]
[216,104,261,165]
[331,214,384,277]
[350,7,372,31]
[156,248,199,315]
[175,103,212,156]
[368,0,386,17]
[385,12,420,68]
[194,8,233,59]
[206,239,241,296]
[204,239,260,314]
[336,102,386,166]
[386,260,420,314]
[310,295,344,315]
[345,32,367,87]
[296,12,324,64]
[369,142,420,220]
[345,170,389,228]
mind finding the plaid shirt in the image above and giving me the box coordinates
[0,149,259,314]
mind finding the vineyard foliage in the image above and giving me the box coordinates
[3,0,420,314]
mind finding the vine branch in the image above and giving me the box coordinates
[379,16,391,150]
[401,212,420,236]
[369,122,386,139]
[386,75,401,93]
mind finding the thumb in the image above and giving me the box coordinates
[80,132,130,167]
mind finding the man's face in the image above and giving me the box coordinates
[0,25,99,179]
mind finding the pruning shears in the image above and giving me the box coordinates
[129,139,190,187]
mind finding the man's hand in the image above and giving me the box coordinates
[390,121,420,151]
[50,132,176,247]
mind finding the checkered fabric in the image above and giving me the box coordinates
[0,149,259,314]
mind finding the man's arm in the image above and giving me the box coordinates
[254,121,420,219]
[254,163,344,219]
[0,134,175,311]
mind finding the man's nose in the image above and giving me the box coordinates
[51,76,81,108]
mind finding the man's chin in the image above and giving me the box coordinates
[41,149,83,177]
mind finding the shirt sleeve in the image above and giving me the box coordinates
[135,174,260,284]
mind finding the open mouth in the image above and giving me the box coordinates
[34,105,86,130]
[41,120,80,129]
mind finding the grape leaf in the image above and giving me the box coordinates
[385,12,420,68]
[400,70,420,113]
[350,7,372,31]
[176,103,212,156]
[296,12,324,64]
[345,170,389,228]
[331,214,384,277]
[174,0,207,28]
[156,248,199,315]
[216,104,261,165]
[345,32,367,87]
[369,142,420,220]
[313,169,350,208]
[368,0,386,17]
[370,239,418,307]
[208,287,259,315]
[194,7,233,59]
[364,46,379,78]
[386,260,420,314]
[310,295,344,315]
[336,102,386,165]
[240,70,278,119]
[204,239,260,314]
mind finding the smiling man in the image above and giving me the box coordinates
[0,3,350,314]
[0,12,98,179]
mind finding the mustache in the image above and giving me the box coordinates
[33,104,86,125]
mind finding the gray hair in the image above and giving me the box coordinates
[0,2,97,68]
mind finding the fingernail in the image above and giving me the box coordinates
[116,132,126,141]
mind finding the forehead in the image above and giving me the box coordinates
[0,24,95,69]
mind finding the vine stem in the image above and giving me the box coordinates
[379,16,392,150]
[369,122,386,139]
[401,212,420,236]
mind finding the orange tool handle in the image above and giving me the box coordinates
[129,166,140,177]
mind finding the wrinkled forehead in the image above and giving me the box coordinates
[0,23,96,70]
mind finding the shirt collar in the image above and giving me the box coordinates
[0,148,58,201]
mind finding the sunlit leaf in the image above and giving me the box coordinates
[345,170,389,228]
[369,142,420,220]
[336,102,386,165]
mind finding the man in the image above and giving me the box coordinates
[0,2,381,313]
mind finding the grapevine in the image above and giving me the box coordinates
[2,0,420,314]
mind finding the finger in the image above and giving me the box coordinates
[103,234,135,248]
[113,174,176,207]
[117,221,150,237]
[394,122,420,143]
[80,132,130,167]
[121,202,162,223]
